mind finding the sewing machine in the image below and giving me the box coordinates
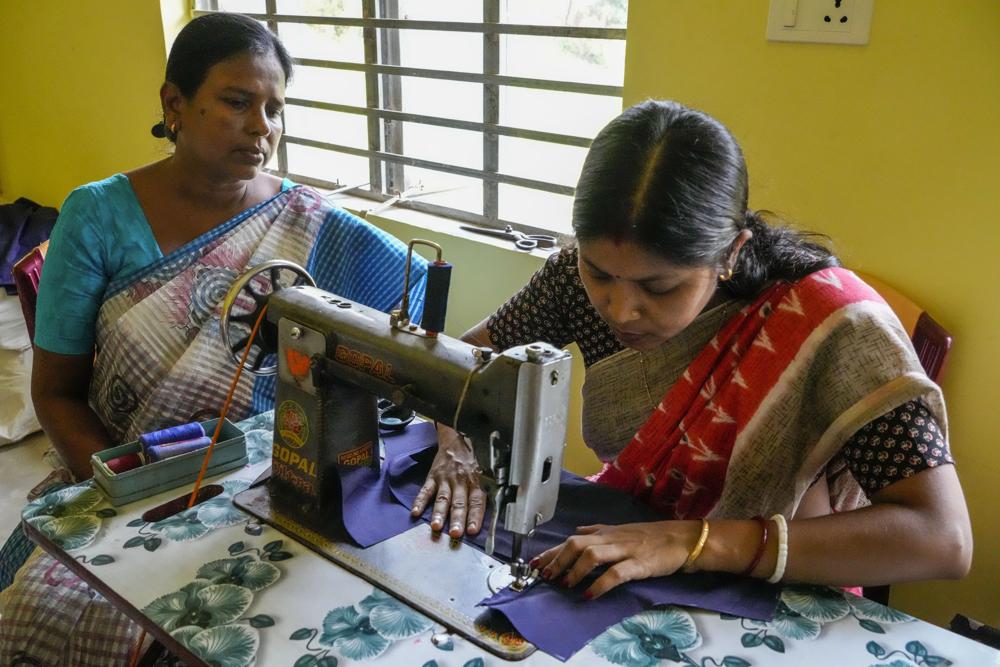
[221,253,572,659]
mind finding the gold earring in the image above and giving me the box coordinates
[718,267,734,282]
[170,122,178,136]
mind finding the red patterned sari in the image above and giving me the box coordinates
[588,268,945,520]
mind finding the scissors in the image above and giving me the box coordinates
[459,224,558,251]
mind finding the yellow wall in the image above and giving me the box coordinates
[0,1,172,206]
[625,0,999,626]
[1,0,995,629]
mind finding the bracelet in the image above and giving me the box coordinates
[682,519,711,573]
[740,516,769,577]
[767,513,789,584]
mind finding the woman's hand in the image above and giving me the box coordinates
[531,520,704,599]
[411,424,487,538]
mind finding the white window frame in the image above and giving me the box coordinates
[193,1,626,236]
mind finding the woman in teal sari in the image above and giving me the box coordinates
[1,13,424,665]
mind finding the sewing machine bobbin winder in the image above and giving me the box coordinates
[219,242,572,659]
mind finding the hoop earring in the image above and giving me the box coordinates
[718,267,734,282]
[169,122,178,136]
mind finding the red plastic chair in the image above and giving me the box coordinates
[11,240,48,344]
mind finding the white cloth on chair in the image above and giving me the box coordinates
[0,291,40,446]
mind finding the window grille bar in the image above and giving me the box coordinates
[483,0,500,223]
[378,0,405,194]
[284,135,575,196]
[193,10,626,40]
[360,0,383,193]
[292,58,622,97]
[265,0,288,174]
[284,98,593,148]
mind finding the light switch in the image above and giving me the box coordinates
[767,0,874,45]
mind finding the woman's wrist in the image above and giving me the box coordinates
[692,518,778,576]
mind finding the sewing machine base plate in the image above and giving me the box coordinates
[234,475,536,660]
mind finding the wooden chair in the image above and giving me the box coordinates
[854,271,954,606]
[11,240,48,344]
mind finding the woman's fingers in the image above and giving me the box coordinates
[575,524,604,535]
[448,482,468,538]
[430,480,452,532]
[411,477,437,516]
[584,559,645,600]
[559,542,628,588]
[466,485,487,535]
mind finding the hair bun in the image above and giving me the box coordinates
[151,121,167,139]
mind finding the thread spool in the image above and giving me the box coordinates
[145,436,212,462]
[420,261,452,335]
[104,453,144,474]
[138,422,205,451]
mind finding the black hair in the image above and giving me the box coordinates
[572,100,839,298]
[151,13,293,140]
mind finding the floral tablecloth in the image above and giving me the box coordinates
[22,411,999,667]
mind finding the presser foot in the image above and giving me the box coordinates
[486,558,539,594]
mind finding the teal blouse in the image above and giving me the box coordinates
[35,174,294,355]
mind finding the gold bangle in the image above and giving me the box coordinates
[682,519,710,573]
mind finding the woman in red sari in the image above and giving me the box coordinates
[414,100,971,599]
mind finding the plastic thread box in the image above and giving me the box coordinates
[90,418,248,506]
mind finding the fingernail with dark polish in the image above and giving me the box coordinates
[529,558,540,568]
[583,590,593,601]
[559,577,570,588]
[541,568,551,580]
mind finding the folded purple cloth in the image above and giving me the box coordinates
[337,421,437,547]
[380,435,780,660]
[481,570,778,661]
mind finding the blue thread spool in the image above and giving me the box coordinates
[420,261,452,335]
[145,436,213,463]
[138,422,205,453]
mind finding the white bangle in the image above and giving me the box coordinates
[767,513,788,584]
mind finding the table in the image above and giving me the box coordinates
[22,411,999,666]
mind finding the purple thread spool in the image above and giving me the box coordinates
[139,422,205,455]
[146,436,212,463]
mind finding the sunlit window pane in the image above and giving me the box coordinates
[396,122,481,171]
[399,168,483,216]
[276,0,363,17]
[211,0,629,233]
[286,143,369,186]
[500,35,624,86]
[208,0,266,13]
[499,185,574,235]
[395,0,481,22]
[286,66,367,107]
[396,29,482,74]
[284,106,367,149]
[397,77,482,123]
[280,22,364,62]
[501,0,627,28]
[500,87,620,138]
[500,137,586,190]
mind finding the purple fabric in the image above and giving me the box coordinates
[380,433,780,660]
[481,572,777,661]
[338,421,437,547]
[1,197,56,292]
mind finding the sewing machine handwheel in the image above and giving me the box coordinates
[220,260,316,376]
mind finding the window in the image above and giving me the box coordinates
[194,0,627,236]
